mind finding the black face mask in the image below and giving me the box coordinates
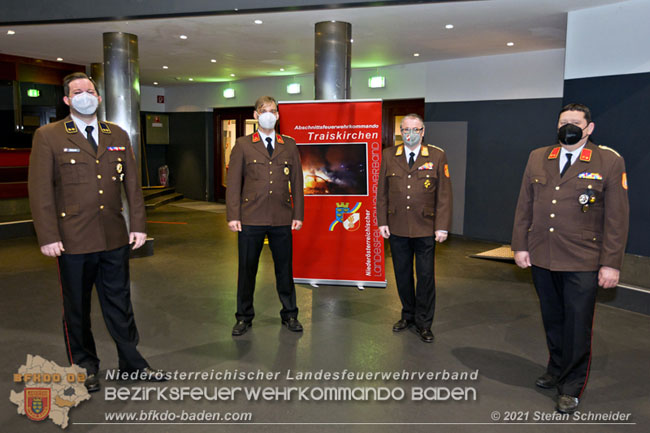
[558,124,586,145]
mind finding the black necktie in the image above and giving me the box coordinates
[85,125,98,153]
[560,153,573,177]
[266,137,273,157]
[408,152,415,169]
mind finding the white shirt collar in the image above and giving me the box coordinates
[70,114,99,141]
[404,144,421,163]
[559,142,586,168]
[258,130,275,148]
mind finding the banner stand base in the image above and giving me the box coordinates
[294,278,387,289]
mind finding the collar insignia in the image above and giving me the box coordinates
[64,121,78,134]
[548,147,561,159]
[420,146,429,157]
[395,145,404,156]
[579,148,592,162]
[276,134,284,144]
[252,132,261,143]
[99,122,112,134]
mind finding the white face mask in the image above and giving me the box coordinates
[258,111,277,130]
[71,92,99,115]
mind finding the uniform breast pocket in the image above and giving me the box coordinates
[575,178,603,206]
[58,155,88,185]
[245,160,265,180]
[386,172,402,192]
[575,178,603,192]
[530,175,547,200]
[108,154,126,177]
[277,160,292,177]
[417,170,437,192]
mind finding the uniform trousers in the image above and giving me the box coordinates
[57,244,148,375]
[236,225,298,322]
[388,234,436,330]
[531,265,598,397]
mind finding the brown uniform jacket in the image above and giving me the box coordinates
[226,132,304,225]
[512,141,629,271]
[377,144,453,238]
[28,116,146,254]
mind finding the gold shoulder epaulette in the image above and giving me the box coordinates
[598,145,621,158]
[428,144,445,153]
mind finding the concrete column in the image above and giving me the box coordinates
[102,32,141,180]
[89,62,106,122]
[314,21,351,100]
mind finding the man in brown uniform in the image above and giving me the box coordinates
[512,103,629,413]
[226,96,304,336]
[28,73,162,392]
[377,114,452,343]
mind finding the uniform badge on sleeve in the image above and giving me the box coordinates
[444,164,450,178]
[622,172,628,190]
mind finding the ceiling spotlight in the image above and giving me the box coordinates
[254,19,263,24]
[7,30,16,35]
[56,57,63,62]
[280,68,285,72]
[189,78,194,81]
[507,42,515,47]
[445,24,454,29]
[350,39,354,43]
[230,73,236,77]
[180,35,188,40]
[153,82,159,85]
[413,53,420,57]
[211,59,217,63]
[162,65,169,69]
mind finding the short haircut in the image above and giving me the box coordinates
[559,103,592,124]
[63,72,99,97]
[255,96,278,111]
[401,113,424,128]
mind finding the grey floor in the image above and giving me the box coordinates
[2,200,649,433]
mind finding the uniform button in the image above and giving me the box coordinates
[269,190,273,194]
[270,180,273,184]
[96,160,100,164]
[407,185,411,189]
[269,171,273,175]
[592,237,597,241]
[406,205,411,210]
[588,185,592,189]
[99,190,104,194]
[408,175,412,179]
[112,176,117,181]
[117,157,122,162]
[97,174,102,179]
[552,199,557,204]
[555,186,560,190]
[535,179,539,183]
[549,227,554,232]
[269,161,272,165]
[426,174,430,178]
[100,205,104,210]
[70,159,76,164]
[406,196,411,200]
[60,212,66,217]
[253,159,257,163]
[550,213,555,218]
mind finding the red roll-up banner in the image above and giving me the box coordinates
[279,100,386,288]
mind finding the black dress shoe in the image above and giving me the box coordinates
[232,320,252,336]
[282,317,303,332]
[415,327,434,343]
[140,367,168,382]
[535,373,558,389]
[84,373,101,393]
[392,319,412,332]
[556,394,579,413]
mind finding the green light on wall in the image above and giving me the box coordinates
[27,89,40,97]
[368,76,385,88]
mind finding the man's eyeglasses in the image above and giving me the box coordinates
[401,127,423,134]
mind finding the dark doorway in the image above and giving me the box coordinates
[213,106,256,201]
[381,98,425,149]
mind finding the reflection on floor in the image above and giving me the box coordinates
[1,201,648,433]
